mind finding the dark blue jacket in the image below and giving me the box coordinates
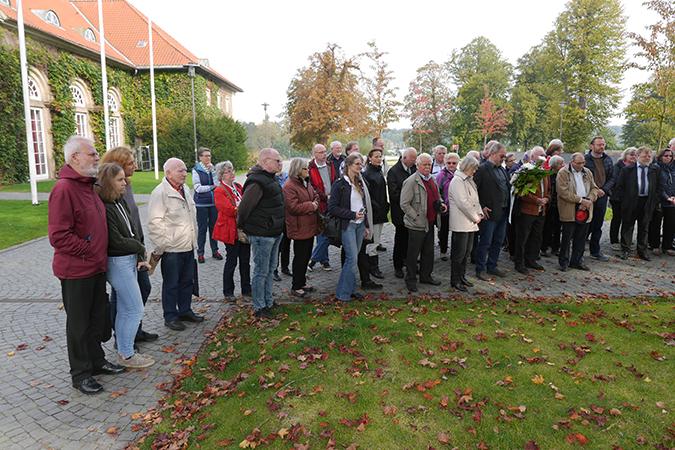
[659,162,675,208]
[328,177,359,231]
[584,152,615,195]
[192,165,215,207]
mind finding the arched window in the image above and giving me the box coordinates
[28,77,40,100]
[107,89,123,148]
[44,10,60,27]
[84,28,96,43]
[216,90,223,111]
[27,70,52,179]
[70,85,85,107]
[70,81,91,138]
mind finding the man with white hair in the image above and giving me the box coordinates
[326,140,344,179]
[49,136,125,395]
[238,148,285,318]
[431,145,447,175]
[148,157,202,331]
[387,147,418,278]
[308,143,337,271]
[669,137,675,151]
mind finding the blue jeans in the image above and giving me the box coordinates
[160,251,195,321]
[250,235,282,311]
[196,206,219,256]
[475,209,508,274]
[310,233,330,264]
[110,269,151,339]
[336,222,365,301]
[106,255,144,358]
[588,195,608,256]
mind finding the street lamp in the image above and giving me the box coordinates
[559,101,567,140]
[186,64,198,163]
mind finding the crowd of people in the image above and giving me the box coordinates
[48,134,675,394]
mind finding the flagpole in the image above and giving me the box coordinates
[148,18,159,180]
[17,0,39,205]
[97,0,110,150]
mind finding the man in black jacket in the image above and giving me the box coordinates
[584,136,615,261]
[473,141,510,281]
[614,146,661,261]
[386,147,417,278]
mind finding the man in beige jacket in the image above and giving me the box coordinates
[556,153,600,272]
[148,158,203,331]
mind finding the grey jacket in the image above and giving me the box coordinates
[400,172,439,232]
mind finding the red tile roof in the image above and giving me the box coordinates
[0,0,241,92]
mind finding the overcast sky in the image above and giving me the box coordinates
[130,0,656,128]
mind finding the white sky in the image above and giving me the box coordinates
[130,0,656,128]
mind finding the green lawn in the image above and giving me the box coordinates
[0,201,49,249]
[136,297,674,450]
[0,171,167,195]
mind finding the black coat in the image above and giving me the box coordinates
[104,199,145,259]
[328,178,358,231]
[386,159,416,227]
[613,163,661,223]
[362,163,389,224]
[473,160,511,222]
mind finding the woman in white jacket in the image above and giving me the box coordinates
[448,156,483,291]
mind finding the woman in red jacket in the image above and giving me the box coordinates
[213,161,251,300]
[283,158,320,297]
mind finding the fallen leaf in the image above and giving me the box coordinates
[57,399,69,406]
[6,351,15,357]
[277,428,289,439]
[566,432,588,445]
[105,426,119,436]
[524,441,540,450]
[437,432,451,444]
[16,343,28,351]
[531,375,544,385]
[161,345,176,353]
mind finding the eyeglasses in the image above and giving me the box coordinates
[663,154,673,158]
[80,151,98,157]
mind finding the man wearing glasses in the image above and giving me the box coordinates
[238,148,285,318]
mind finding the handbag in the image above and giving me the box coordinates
[322,213,342,247]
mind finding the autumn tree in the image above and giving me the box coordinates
[285,44,370,150]
[625,0,674,150]
[403,60,453,149]
[362,41,401,137]
[447,37,512,149]
[476,87,509,147]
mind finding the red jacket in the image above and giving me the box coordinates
[213,181,243,245]
[283,177,320,240]
[308,159,336,213]
[48,164,108,279]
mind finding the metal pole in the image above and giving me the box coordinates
[189,66,198,163]
[17,0,39,205]
[97,0,110,150]
[148,18,159,179]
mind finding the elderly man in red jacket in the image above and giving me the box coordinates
[48,136,125,395]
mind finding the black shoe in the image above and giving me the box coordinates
[362,280,383,290]
[451,282,468,292]
[93,361,125,376]
[420,277,441,286]
[460,277,474,287]
[273,270,282,281]
[406,283,418,293]
[281,267,292,276]
[376,245,387,252]
[307,260,316,272]
[135,330,159,343]
[351,292,364,300]
[370,268,384,279]
[515,265,529,275]
[212,251,224,260]
[487,268,507,277]
[559,265,568,272]
[638,252,651,261]
[394,268,405,279]
[254,308,272,319]
[241,291,252,297]
[165,320,186,331]
[476,272,491,281]
[619,252,629,260]
[179,312,205,323]
[73,377,103,395]
[569,263,591,271]
[525,262,545,271]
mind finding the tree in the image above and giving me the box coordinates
[446,37,512,149]
[403,60,453,150]
[362,41,401,137]
[285,44,370,150]
[476,87,509,147]
[622,79,675,149]
[626,0,675,150]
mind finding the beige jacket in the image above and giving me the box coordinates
[448,171,482,232]
[147,178,198,254]
[556,165,599,223]
[400,172,439,232]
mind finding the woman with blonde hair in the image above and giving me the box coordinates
[100,147,158,344]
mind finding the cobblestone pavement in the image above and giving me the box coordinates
[0,199,673,448]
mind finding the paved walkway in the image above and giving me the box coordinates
[0,198,673,448]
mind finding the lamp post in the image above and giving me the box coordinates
[186,64,198,163]
[559,100,567,139]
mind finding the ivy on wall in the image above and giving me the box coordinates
[0,28,247,183]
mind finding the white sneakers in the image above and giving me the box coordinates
[117,352,155,368]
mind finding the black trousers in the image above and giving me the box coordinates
[609,200,622,244]
[406,226,435,283]
[451,231,473,284]
[559,221,589,268]
[648,208,663,250]
[541,207,561,253]
[291,238,313,290]
[223,242,251,296]
[621,197,649,254]
[393,224,409,270]
[438,214,450,254]
[662,207,675,251]
[514,214,545,267]
[61,273,108,384]
[279,230,291,271]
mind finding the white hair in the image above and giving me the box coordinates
[459,155,479,173]
[466,150,480,160]
[549,155,565,170]
[163,157,184,173]
[416,153,433,165]
[669,137,675,148]
[63,135,94,163]
[548,139,563,148]
[330,140,342,150]
[215,160,234,181]
[312,144,326,154]
[433,145,447,155]
[445,152,460,162]
[487,141,505,156]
